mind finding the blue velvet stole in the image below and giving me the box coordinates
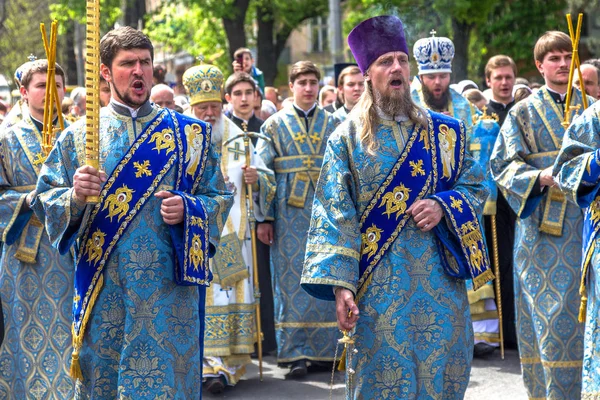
[357,112,493,296]
[70,109,211,378]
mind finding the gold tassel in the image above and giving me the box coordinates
[69,347,84,381]
[578,292,587,323]
[70,273,104,380]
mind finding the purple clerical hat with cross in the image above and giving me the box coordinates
[348,15,409,74]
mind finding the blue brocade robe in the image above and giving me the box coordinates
[491,86,592,399]
[258,104,339,363]
[553,101,600,399]
[302,111,489,399]
[0,115,74,399]
[34,103,232,399]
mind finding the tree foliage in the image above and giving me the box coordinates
[0,0,56,83]
[344,0,600,83]
[144,3,232,74]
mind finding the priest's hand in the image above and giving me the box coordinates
[335,287,359,331]
[540,166,556,188]
[155,191,184,225]
[73,165,107,204]
[241,165,258,185]
[257,222,274,245]
[407,199,443,232]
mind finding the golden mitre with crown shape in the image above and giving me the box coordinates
[183,59,224,106]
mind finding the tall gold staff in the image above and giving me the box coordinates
[490,216,505,359]
[85,0,101,203]
[40,20,64,157]
[563,13,588,128]
[223,124,272,381]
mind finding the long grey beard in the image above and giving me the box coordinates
[374,88,415,118]
[210,116,225,145]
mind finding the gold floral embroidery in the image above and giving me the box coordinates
[361,224,383,259]
[380,184,411,219]
[189,234,204,272]
[149,128,175,154]
[450,196,463,213]
[133,160,152,178]
[84,228,106,265]
[103,185,135,222]
[409,159,425,177]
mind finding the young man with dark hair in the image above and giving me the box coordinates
[257,60,338,377]
[34,26,232,398]
[224,72,264,136]
[0,59,75,398]
[491,30,594,399]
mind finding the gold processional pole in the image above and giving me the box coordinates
[85,0,101,203]
[241,122,264,381]
[563,13,588,128]
[40,20,63,158]
[491,216,505,360]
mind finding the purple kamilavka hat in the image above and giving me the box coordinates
[347,15,409,74]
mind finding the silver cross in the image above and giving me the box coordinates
[430,29,437,37]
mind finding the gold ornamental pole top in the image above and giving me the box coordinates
[40,20,62,158]
[563,13,588,128]
[84,0,101,203]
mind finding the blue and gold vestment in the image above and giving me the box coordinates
[34,102,232,399]
[302,110,490,399]
[554,100,600,399]
[203,117,276,385]
[0,114,74,399]
[257,104,339,364]
[491,86,593,399]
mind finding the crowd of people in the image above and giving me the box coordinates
[1,13,600,400]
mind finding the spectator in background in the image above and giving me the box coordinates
[174,94,190,113]
[232,47,265,95]
[61,96,73,116]
[150,83,176,109]
[70,86,86,118]
[463,88,488,111]
[319,84,337,109]
[574,63,600,99]
[264,86,282,110]
[260,100,277,120]
[513,84,533,103]
[153,63,167,85]
[515,77,530,87]
[99,74,111,107]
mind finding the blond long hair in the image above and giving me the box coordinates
[352,80,427,155]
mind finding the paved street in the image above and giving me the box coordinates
[204,349,528,399]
